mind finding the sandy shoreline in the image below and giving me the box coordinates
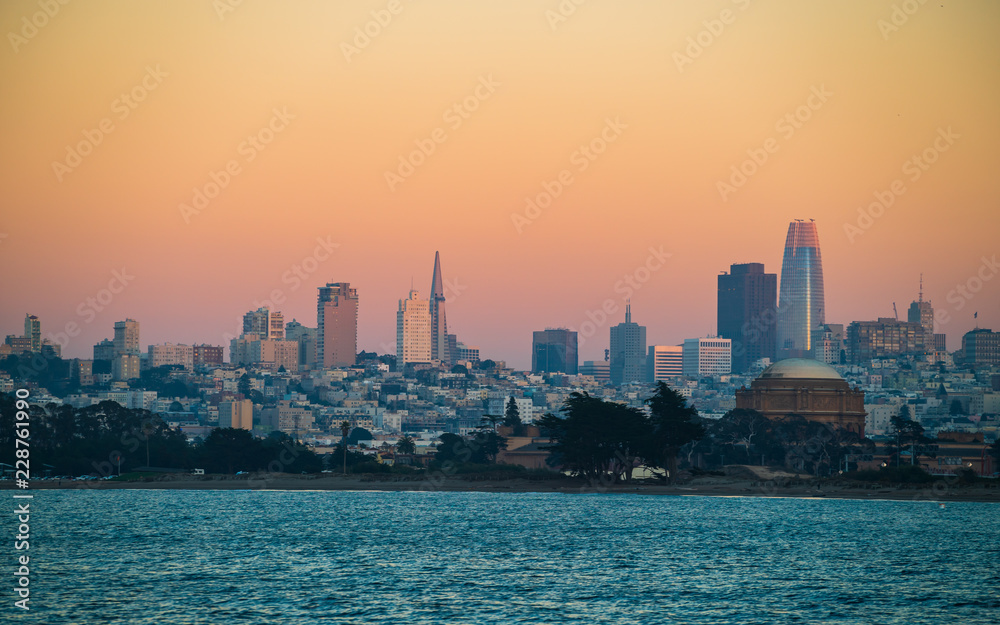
[7,475,1000,502]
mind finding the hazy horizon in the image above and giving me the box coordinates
[2,0,998,370]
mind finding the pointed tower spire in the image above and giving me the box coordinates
[429,251,449,364]
[625,299,631,323]
[919,273,923,302]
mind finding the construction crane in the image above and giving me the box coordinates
[893,302,898,320]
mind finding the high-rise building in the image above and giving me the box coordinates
[219,399,254,430]
[846,318,926,363]
[962,329,1000,366]
[907,277,934,350]
[811,323,845,364]
[243,308,285,340]
[532,328,579,375]
[609,304,646,385]
[397,290,432,364]
[23,314,40,352]
[776,220,825,359]
[93,338,115,361]
[682,338,732,377]
[317,282,358,368]
[285,320,317,367]
[647,345,683,382]
[580,360,610,382]
[113,319,140,356]
[112,353,140,381]
[717,263,777,373]
[5,335,31,354]
[429,251,450,364]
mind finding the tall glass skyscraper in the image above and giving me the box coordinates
[776,220,825,359]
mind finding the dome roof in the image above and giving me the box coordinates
[758,358,843,380]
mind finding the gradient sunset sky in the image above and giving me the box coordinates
[2,0,998,369]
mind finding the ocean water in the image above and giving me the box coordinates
[7,490,1000,624]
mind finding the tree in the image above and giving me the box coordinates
[450,364,468,375]
[888,413,935,467]
[504,397,524,435]
[480,414,502,432]
[199,428,262,474]
[347,427,374,445]
[396,435,416,455]
[479,359,496,370]
[238,373,251,397]
[340,421,351,475]
[538,392,651,483]
[645,382,705,483]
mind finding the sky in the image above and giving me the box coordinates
[1,0,998,370]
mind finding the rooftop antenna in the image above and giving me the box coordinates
[919,273,923,302]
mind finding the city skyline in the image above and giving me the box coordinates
[1,1,998,370]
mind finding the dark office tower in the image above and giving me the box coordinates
[609,304,646,385]
[776,220,825,359]
[907,275,934,350]
[532,329,579,375]
[317,282,358,368]
[429,251,450,364]
[718,263,777,373]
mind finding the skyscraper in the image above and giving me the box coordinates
[776,220,825,359]
[609,304,646,385]
[243,308,285,340]
[647,345,683,382]
[531,328,578,374]
[23,314,40,352]
[907,276,934,350]
[113,319,140,356]
[429,251,450,364]
[397,289,432,364]
[317,282,358,368]
[717,262,777,373]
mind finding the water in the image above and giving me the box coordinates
[7,490,1000,624]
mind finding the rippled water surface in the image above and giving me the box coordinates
[8,490,1000,624]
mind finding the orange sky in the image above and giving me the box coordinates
[2,0,998,369]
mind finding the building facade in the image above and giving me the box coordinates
[717,263,777,373]
[243,308,285,340]
[847,318,926,363]
[531,328,579,375]
[113,319,141,356]
[219,398,253,430]
[735,358,866,437]
[192,344,224,368]
[317,282,358,368]
[962,329,1000,366]
[397,290,432,365]
[682,338,732,378]
[147,343,194,370]
[647,345,683,382]
[609,305,646,385]
[776,221,825,359]
[811,323,845,364]
[24,314,41,352]
[580,360,610,382]
[429,251,450,364]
